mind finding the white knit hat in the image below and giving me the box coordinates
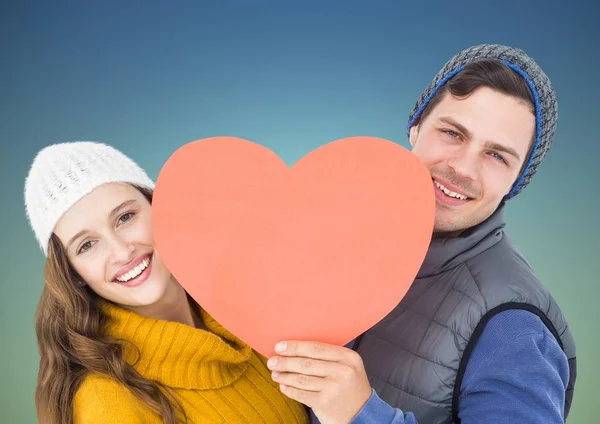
[24,141,155,256]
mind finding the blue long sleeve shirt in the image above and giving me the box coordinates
[309,309,570,424]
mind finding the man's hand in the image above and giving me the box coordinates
[267,340,372,424]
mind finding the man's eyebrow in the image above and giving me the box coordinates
[484,141,521,161]
[438,116,472,139]
[438,116,520,161]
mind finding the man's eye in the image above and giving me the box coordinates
[443,130,460,139]
[491,152,507,164]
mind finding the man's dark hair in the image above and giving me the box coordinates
[416,59,535,127]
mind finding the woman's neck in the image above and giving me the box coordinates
[124,278,206,330]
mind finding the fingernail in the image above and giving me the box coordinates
[275,342,287,352]
[271,371,280,379]
[267,357,278,368]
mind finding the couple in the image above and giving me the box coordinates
[25,44,576,424]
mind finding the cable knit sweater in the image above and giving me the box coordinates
[73,301,309,423]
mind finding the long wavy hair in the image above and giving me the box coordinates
[34,185,187,424]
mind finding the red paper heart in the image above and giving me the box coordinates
[152,136,434,357]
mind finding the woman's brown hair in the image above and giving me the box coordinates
[34,185,187,424]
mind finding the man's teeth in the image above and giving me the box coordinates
[435,181,469,200]
[116,257,150,282]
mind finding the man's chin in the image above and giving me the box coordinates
[433,205,499,237]
[433,214,470,238]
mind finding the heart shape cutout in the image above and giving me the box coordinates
[152,136,434,357]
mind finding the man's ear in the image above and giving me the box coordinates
[409,124,419,148]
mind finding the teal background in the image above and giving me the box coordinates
[1,1,597,422]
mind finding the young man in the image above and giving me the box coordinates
[267,44,577,424]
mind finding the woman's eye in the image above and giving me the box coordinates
[78,241,93,254]
[118,212,134,225]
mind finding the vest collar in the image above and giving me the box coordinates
[416,202,506,279]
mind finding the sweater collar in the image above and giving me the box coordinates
[100,300,253,390]
[416,203,507,279]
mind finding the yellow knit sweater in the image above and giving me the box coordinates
[73,301,309,423]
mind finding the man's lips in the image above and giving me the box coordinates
[112,253,152,281]
[432,177,474,199]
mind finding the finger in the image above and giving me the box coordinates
[267,355,348,377]
[274,340,349,362]
[279,384,319,407]
[271,371,326,392]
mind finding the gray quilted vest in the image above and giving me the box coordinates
[352,203,576,423]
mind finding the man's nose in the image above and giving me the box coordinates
[447,146,479,181]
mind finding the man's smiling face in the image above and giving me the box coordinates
[409,86,535,236]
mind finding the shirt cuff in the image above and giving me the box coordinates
[349,389,416,424]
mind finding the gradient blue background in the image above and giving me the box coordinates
[1,1,597,422]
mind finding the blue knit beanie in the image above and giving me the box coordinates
[407,44,557,199]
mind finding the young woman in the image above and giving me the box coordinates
[24,141,309,424]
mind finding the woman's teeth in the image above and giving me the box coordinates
[435,180,469,200]
[116,257,150,282]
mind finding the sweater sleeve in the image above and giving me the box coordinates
[73,374,150,423]
[458,309,569,423]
